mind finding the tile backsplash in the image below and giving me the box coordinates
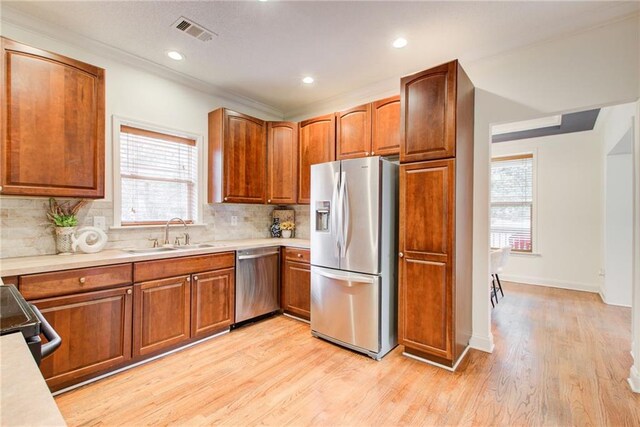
[0,198,309,259]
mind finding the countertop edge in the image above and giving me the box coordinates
[0,238,310,277]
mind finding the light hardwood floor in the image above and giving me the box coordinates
[55,282,640,426]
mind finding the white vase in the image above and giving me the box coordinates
[282,230,292,238]
[55,226,76,255]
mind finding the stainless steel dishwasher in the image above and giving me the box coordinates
[235,247,280,323]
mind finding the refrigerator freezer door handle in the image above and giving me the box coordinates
[313,267,376,284]
[337,171,346,258]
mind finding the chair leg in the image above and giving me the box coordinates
[491,275,499,304]
[496,274,504,297]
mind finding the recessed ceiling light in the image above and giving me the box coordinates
[392,37,408,49]
[167,50,184,61]
[259,0,268,2]
[302,76,314,84]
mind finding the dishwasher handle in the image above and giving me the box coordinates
[238,251,280,260]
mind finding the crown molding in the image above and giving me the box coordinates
[0,6,284,120]
[284,76,400,121]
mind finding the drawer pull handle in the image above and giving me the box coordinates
[297,254,303,258]
[79,277,86,284]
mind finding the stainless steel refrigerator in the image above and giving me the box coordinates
[310,156,398,360]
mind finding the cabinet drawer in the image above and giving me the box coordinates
[20,264,132,300]
[284,247,310,264]
[134,252,235,282]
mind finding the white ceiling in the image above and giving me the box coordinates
[3,1,639,116]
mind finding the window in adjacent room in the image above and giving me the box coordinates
[490,153,534,252]
[117,123,199,226]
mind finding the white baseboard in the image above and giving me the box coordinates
[628,365,640,393]
[469,333,494,353]
[500,274,600,293]
[402,345,471,372]
[598,290,633,307]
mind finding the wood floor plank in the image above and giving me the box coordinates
[55,282,640,426]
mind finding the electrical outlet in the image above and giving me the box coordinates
[231,216,238,226]
[93,216,106,230]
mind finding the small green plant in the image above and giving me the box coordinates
[280,221,295,231]
[47,198,87,228]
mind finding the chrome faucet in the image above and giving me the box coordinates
[164,217,190,246]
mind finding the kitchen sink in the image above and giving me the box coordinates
[178,243,229,249]
[123,247,179,254]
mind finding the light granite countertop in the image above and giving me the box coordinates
[0,333,66,426]
[0,238,310,277]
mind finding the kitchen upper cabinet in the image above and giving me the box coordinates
[282,248,311,321]
[0,37,105,198]
[208,108,267,204]
[31,287,132,391]
[371,95,401,156]
[267,121,298,204]
[298,114,336,204]
[401,61,463,163]
[191,267,235,338]
[133,275,191,357]
[398,60,474,369]
[336,103,372,159]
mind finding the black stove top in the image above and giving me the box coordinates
[0,285,40,338]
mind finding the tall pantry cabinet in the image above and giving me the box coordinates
[398,60,474,370]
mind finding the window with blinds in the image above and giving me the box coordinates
[119,125,198,225]
[490,154,533,252]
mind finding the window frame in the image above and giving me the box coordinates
[490,151,538,254]
[112,116,204,228]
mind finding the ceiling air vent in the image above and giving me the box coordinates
[172,17,217,42]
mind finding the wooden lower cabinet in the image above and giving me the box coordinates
[191,268,235,338]
[282,248,311,321]
[31,287,133,390]
[133,275,191,357]
[399,159,472,368]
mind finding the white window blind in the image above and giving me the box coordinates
[490,154,533,252]
[120,125,197,225]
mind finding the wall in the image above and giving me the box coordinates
[604,152,633,305]
[491,130,604,292]
[0,18,310,259]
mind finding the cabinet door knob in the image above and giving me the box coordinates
[371,151,375,155]
[398,252,404,258]
[297,253,302,258]
[126,289,132,295]
[79,277,86,284]
[224,197,228,201]
[268,199,271,203]
[365,151,369,156]
[193,276,199,281]
[186,276,191,282]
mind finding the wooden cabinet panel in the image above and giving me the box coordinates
[282,260,311,321]
[20,264,132,299]
[31,287,132,390]
[336,103,371,159]
[208,108,267,203]
[267,121,298,204]
[191,268,235,338]
[371,95,400,156]
[133,252,235,283]
[133,276,191,357]
[298,114,335,204]
[399,160,455,362]
[400,61,456,162]
[1,37,105,198]
[283,247,310,264]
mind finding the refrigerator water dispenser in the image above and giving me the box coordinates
[315,201,330,232]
